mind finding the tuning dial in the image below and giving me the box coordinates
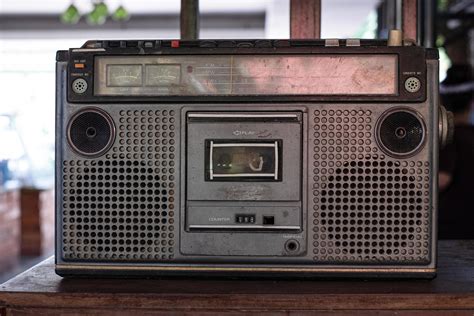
[439,105,454,149]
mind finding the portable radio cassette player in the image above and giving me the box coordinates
[55,38,452,278]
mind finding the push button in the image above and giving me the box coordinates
[108,41,120,47]
[255,40,272,48]
[325,39,340,47]
[346,39,361,47]
[171,40,180,48]
[274,40,290,47]
[237,42,253,48]
[143,41,154,48]
[218,41,236,48]
[199,41,217,48]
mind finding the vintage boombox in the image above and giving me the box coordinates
[55,38,452,278]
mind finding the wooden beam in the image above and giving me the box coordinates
[290,0,321,39]
[402,0,418,43]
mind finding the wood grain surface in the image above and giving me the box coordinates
[0,190,20,273]
[0,240,473,315]
[290,0,321,39]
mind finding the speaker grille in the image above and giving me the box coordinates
[378,110,425,157]
[68,109,114,157]
[61,109,177,261]
[310,109,431,264]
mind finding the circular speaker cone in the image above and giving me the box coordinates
[67,108,115,157]
[376,109,425,158]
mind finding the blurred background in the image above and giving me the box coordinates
[0,0,473,282]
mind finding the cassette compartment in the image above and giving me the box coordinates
[186,112,302,231]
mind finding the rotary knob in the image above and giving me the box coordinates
[439,105,454,149]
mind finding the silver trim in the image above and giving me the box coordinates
[209,142,279,179]
[274,140,278,180]
[209,140,214,180]
[188,113,298,118]
[213,143,275,147]
[212,173,275,177]
[56,263,437,274]
[72,48,106,52]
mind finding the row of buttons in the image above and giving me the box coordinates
[105,40,277,49]
[101,39,372,49]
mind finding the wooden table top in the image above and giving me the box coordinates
[0,240,473,314]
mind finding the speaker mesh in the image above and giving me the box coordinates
[378,111,424,156]
[310,109,431,264]
[68,110,113,156]
[61,109,177,261]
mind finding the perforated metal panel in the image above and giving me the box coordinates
[310,108,431,264]
[61,108,177,261]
